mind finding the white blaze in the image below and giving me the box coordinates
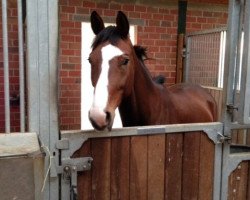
[92,44,124,110]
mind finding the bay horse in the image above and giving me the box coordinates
[88,11,217,131]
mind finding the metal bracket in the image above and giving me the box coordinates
[57,157,93,175]
[203,126,230,144]
[56,138,69,150]
[57,157,93,199]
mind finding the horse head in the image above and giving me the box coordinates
[88,11,135,131]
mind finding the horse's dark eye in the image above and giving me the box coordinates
[122,58,129,65]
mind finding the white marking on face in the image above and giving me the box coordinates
[92,44,124,110]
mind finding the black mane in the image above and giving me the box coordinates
[133,45,148,61]
[92,26,127,50]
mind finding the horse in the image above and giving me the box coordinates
[88,11,217,131]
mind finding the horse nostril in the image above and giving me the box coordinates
[105,111,111,123]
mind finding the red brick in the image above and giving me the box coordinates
[122,4,134,12]
[148,33,160,39]
[148,20,160,27]
[59,0,68,5]
[60,71,69,77]
[61,35,74,42]
[207,18,218,24]
[104,9,116,16]
[135,5,146,12]
[69,71,81,77]
[197,17,207,23]
[69,56,81,63]
[203,11,213,17]
[96,2,109,9]
[159,8,170,14]
[187,10,202,17]
[61,20,75,28]
[147,7,158,13]
[110,3,122,10]
[69,0,82,6]
[83,1,96,8]
[144,26,156,33]
[62,49,75,56]
[141,13,152,20]
[69,28,81,35]
[61,6,75,13]
[191,23,202,29]
[129,12,140,19]
[76,7,90,15]
[142,39,154,46]
[153,13,164,20]
[155,27,166,33]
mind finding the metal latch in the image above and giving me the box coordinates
[57,157,93,199]
[227,104,238,114]
[217,132,231,144]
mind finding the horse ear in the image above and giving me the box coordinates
[116,11,129,38]
[90,11,105,35]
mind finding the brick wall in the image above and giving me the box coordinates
[0,1,20,133]
[59,0,228,130]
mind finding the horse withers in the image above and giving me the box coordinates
[88,11,217,131]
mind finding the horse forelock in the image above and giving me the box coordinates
[92,26,128,50]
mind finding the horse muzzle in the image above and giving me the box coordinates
[89,107,114,131]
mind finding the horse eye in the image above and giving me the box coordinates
[122,58,129,66]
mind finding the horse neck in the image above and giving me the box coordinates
[119,57,162,126]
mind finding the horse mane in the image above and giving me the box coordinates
[92,26,127,50]
[133,45,148,61]
[134,45,166,85]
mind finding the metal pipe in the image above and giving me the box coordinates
[2,0,10,133]
[17,0,25,132]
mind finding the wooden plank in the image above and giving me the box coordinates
[165,134,183,200]
[73,140,92,200]
[110,137,130,200]
[147,134,165,200]
[246,129,250,145]
[228,162,249,200]
[237,129,246,145]
[231,129,238,144]
[228,169,237,200]
[91,138,111,200]
[235,162,249,200]
[247,162,250,200]
[182,132,200,200]
[198,132,215,200]
[130,136,148,200]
